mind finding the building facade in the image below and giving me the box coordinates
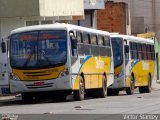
[103,0,160,80]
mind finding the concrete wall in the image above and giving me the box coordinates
[0,18,25,39]
[131,17,144,34]
[130,0,154,34]
[155,0,160,39]
[39,0,84,17]
[0,0,84,18]
[111,0,160,39]
[0,0,39,18]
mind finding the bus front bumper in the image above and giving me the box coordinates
[10,76,72,93]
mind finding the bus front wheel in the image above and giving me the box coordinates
[73,76,85,101]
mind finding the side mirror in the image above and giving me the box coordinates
[125,45,129,53]
[1,41,6,53]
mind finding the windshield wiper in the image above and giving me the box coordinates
[40,51,53,66]
[22,52,34,67]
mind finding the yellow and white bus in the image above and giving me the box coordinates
[8,23,114,102]
[108,34,155,95]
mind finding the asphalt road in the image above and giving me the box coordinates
[1,85,160,120]
[0,87,160,115]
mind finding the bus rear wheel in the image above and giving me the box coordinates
[126,75,135,95]
[98,75,107,98]
[73,76,85,101]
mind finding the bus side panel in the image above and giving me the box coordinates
[125,60,155,87]
[72,56,113,90]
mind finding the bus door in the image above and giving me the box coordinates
[69,31,78,63]
[124,39,130,71]
[124,39,130,83]
[69,31,79,85]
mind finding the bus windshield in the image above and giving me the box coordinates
[111,37,123,68]
[10,30,67,69]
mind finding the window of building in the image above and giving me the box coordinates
[41,20,53,24]
[26,20,39,26]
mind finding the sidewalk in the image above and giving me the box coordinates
[152,81,160,90]
[0,95,16,101]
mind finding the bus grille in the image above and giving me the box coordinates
[26,83,53,89]
[23,71,52,77]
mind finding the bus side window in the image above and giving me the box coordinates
[76,31,84,55]
[83,33,90,44]
[91,34,99,56]
[146,45,151,60]
[142,44,147,60]
[98,35,107,56]
[151,45,155,60]
[98,35,104,46]
[104,36,110,46]
[77,32,82,43]
[83,33,91,55]
[130,42,138,59]
[137,43,142,60]
[90,34,97,45]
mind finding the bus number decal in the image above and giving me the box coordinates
[142,61,149,70]
[95,58,104,69]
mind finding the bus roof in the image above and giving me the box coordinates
[110,34,154,44]
[10,23,110,36]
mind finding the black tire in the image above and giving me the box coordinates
[22,93,34,103]
[86,89,98,98]
[107,89,119,96]
[59,94,67,102]
[145,74,152,93]
[74,76,85,101]
[98,75,107,98]
[139,86,146,93]
[112,89,119,96]
[126,75,135,95]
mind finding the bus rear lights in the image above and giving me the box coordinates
[9,73,20,81]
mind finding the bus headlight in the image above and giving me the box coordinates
[9,73,20,81]
[59,68,70,78]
